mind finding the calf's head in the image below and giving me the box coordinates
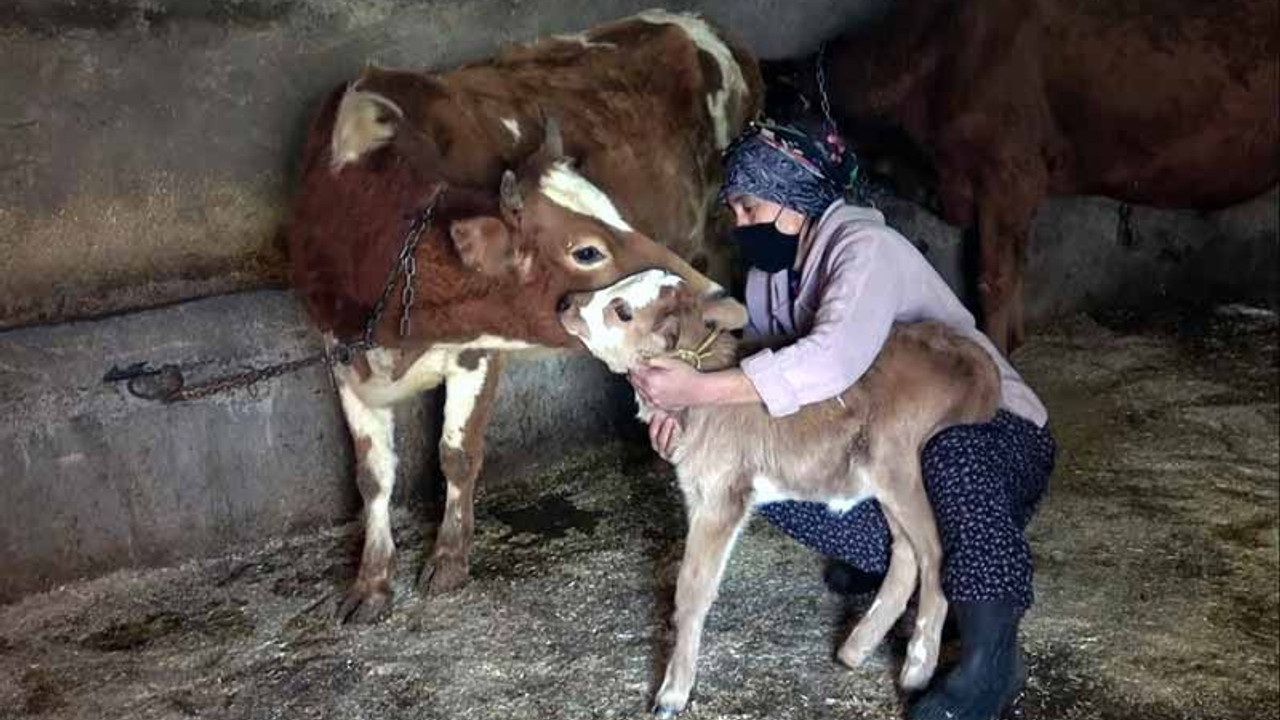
[559,269,748,373]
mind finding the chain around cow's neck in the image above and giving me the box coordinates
[332,183,447,364]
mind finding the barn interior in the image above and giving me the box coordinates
[1,1,1276,719]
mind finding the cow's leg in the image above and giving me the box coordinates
[975,208,1019,356]
[653,483,751,718]
[336,377,399,624]
[1009,240,1028,351]
[836,510,918,669]
[975,163,1045,354]
[419,351,505,596]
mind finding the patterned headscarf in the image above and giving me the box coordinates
[717,118,861,218]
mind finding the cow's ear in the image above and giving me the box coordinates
[450,216,515,276]
[701,296,749,331]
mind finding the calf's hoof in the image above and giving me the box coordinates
[337,579,392,624]
[652,704,681,719]
[652,683,690,718]
[836,637,876,669]
[418,555,469,596]
[900,656,936,692]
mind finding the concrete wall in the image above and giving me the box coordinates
[881,188,1280,321]
[0,289,636,602]
[1,0,1276,602]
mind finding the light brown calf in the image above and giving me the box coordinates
[559,269,1000,717]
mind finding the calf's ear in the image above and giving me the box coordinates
[701,296,749,331]
[654,311,682,350]
[450,216,518,277]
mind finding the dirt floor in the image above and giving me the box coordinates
[1,308,1277,720]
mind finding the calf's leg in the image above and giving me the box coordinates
[336,376,399,623]
[653,485,751,718]
[882,458,948,691]
[837,511,918,668]
[420,351,504,596]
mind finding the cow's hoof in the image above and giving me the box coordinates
[418,556,468,596]
[652,704,681,719]
[336,580,392,624]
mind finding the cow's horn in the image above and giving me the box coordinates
[542,114,564,160]
[500,169,522,213]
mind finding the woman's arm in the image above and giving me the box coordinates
[632,363,761,460]
[630,361,761,412]
[631,224,901,417]
[739,226,900,417]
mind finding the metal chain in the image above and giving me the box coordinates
[354,185,444,355]
[113,354,327,404]
[816,42,839,139]
[110,185,446,403]
[813,44,874,208]
[399,222,419,339]
[165,355,327,403]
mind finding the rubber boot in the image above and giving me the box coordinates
[822,559,885,596]
[909,601,1026,720]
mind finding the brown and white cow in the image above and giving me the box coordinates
[559,269,999,717]
[286,11,761,622]
[767,0,1279,353]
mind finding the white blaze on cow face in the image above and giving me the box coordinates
[538,160,634,232]
[561,269,684,373]
[637,10,748,149]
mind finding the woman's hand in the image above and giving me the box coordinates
[646,409,682,462]
[629,357,707,412]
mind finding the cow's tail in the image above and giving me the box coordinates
[329,81,404,171]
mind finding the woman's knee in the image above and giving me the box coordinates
[756,500,892,571]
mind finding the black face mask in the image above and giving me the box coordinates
[733,220,800,274]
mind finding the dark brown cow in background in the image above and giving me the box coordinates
[287,10,761,622]
[768,0,1279,353]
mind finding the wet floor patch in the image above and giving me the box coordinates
[0,310,1275,719]
[489,493,604,542]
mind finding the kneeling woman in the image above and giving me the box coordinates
[630,120,1056,720]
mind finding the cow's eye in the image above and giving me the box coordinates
[615,303,633,322]
[572,246,605,264]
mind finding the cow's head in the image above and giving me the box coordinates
[558,269,748,374]
[445,120,722,347]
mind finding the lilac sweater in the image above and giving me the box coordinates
[739,202,1049,427]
